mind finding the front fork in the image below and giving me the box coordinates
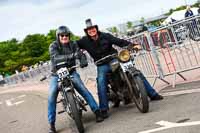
[120,70,134,99]
[60,86,73,116]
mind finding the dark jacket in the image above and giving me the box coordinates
[185,10,194,18]
[77,32,131,64]
[49,40,87,74]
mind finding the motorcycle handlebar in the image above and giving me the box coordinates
[94,54,117,65]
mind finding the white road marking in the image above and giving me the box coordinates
[0,102,2,105]
[5,95,26,107]
[17,95,26,98]
[138,120,200,133]
[14,101,24,105]
[5,100,12,106]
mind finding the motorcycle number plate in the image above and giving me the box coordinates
[120,61,134,72]
[57,67,69,79]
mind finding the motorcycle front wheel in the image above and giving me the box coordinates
[66,91,84,133]
[127,73,149,113]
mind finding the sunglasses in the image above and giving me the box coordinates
[60,34,69,37]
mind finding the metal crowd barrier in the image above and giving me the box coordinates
[127,15,200,87]
[3,64,51,86]
[2,15,200,88]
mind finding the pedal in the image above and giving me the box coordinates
[58,110,65,114]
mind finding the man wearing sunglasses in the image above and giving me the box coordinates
[48,26,104,133]
[77,19,163,119]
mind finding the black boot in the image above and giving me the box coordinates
[124,97,132,105]
[101,110,109,119]
[49,123,56,133]
[95,110,104,123]
[112,99,121,108]
[150,94,164,101]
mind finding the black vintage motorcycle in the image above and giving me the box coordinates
[40,63,87,133]
[95,48,149,113]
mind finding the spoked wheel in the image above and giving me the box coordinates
[127,73,149,113]
[66,91,84,133]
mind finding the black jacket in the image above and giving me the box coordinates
[49,40,87,74]
[185,10,194,18]
[77,32,131,64]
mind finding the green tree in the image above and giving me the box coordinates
[140,17,145,24]
[4,59,18,72]
[46,29,56,45]
[22,34,48,57]
[70,33,81,41]
[127,21,133,29]
[106,27,119,35]
[112,27,119,34]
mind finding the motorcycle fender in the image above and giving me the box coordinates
[64,87,73,92]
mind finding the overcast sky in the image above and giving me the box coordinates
[0,0,197,41]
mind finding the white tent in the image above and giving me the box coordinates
[163,8,198,24]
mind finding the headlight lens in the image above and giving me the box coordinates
[118,50,130,62]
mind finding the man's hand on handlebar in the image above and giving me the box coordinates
[128,44,142,51]
[80,62,88,68]
[80,57,88,68]
[133,44,142,51]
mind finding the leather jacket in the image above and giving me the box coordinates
[49,40,88,75]
[77,32,131,64]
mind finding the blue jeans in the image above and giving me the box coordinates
[97,64,112,110]
[96,63,158,110]
[48,71,99,124]
[139,73,158,98]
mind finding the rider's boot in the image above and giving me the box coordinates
[95,110,104,123]
[112,99,121,108]
[49,123,57,133]
[150,94,164,101]
[124,97,132,105]
[101,110,109,119]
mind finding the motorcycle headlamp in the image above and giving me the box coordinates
[118,50,131,62]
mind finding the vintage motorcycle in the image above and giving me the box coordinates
[40,63,87,133]
[95,48,149,113]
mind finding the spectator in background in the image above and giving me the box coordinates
[171,18,176,23]
[185,5,194,18]
[0,74,5,86]
[0,74,3,81]
[21,65,28,72]
[15,70,19,74]
[198,4,200,15]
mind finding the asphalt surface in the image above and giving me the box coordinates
[0,82,200,133]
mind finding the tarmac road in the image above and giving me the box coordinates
[0,82,200,133]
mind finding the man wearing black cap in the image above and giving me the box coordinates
[77,19,163,118]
